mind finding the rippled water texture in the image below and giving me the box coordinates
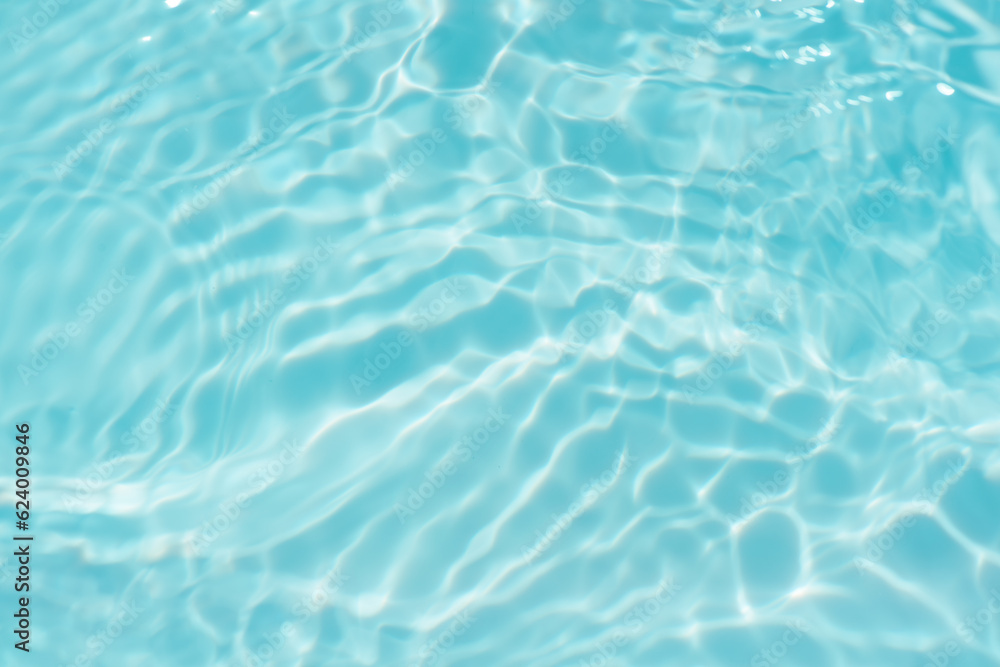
[2,0,1000,665]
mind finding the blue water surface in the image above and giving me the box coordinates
[1,0,1000,665]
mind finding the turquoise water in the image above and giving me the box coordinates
[2,0,1000,665]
